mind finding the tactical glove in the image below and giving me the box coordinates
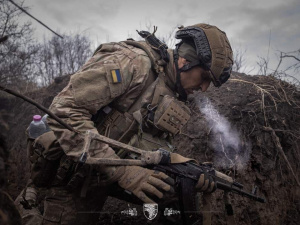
[195,171,216,193]
[118,166,175,203]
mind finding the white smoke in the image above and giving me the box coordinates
[195,95,251,170]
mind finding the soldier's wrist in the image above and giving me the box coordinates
[98,165,126,186]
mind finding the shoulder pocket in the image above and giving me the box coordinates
[71,68,110,107]
[71,63,124,108]
[43,201,64,223]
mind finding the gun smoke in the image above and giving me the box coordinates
[195,94,251,170]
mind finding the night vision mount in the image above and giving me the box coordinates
[136,27,170,63]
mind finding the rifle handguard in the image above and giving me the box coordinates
[215,171,233,183]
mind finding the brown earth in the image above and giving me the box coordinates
[0,72,299,225]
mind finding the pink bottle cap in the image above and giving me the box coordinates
[33,115,42,122]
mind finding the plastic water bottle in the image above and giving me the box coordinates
[28,115,46,139]
[42,114,51,132]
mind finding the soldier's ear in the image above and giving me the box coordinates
[178,57,189,69]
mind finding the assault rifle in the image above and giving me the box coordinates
[149,160,265,224]
[79,132,265,224]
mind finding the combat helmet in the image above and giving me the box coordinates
[174,23,233,89]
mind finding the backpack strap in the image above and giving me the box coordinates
[123,40,174,107]
[123,40,167,81]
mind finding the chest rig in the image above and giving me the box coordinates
[92,37,190,155]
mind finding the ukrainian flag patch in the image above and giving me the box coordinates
[111,69,122,83]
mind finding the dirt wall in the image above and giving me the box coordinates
[0,72,299,225]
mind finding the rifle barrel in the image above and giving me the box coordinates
[216,182,266,203]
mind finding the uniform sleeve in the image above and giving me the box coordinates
[47,50,151,160]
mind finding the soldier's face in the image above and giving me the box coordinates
[178,57,212,94]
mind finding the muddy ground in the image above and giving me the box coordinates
[0,72,299,225]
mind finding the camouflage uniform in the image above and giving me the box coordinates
[48,41,176,158]
[16,23,234,225]
[39,41,179,224]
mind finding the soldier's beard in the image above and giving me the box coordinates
[195,94,251,171]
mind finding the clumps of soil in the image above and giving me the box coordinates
[100,72,300,225]
[1,72,300,225]
[175,72,300,225]
[0,112,22,224]
[0,74,70,198]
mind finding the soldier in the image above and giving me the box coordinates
[19,23,233,224]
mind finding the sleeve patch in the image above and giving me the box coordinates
[104,64,123,98]
[111,69,122,83]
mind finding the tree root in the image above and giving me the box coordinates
[263,126,300,186]
[230,79,277,126]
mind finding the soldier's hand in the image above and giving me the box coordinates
[195,171,216,193]
[118,166,175,203]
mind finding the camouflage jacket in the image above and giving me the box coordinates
[47,41,177,162]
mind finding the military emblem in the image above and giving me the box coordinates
[121,208,137,216]
[111,69,122,83]
[143,203,158,220]
[164,208,181,216]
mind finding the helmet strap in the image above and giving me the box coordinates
[179,61,201,73]
[173,46,187,101]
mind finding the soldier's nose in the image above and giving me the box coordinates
[200,80,211,92]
